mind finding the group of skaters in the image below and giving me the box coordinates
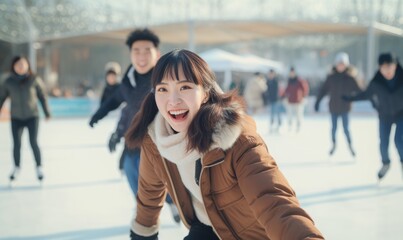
[249,51,403,181]
[85,29,324,239]
[243,67,310,133]
[0,27,402,239]
[0,28,325,239]
[315,51,403,181]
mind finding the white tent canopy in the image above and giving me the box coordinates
[241,54,285,73]
[198,48,284,90]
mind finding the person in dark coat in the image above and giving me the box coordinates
[264,69,282,132]
[315,52,362,156]
[98,67,127,173]
[100,69,120,104]
[0,56,51,181]
[88,28,180,222]
[343,53,403,180]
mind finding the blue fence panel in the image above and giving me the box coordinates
[47,97,99,118]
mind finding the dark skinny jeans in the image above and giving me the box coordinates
[379,118,403,165]
[11,117,41,167]
[330,112,352,145]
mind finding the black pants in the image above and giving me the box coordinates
[11,117,41,167]
[184,222,219,240]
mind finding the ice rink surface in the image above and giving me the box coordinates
[1,112,402,240]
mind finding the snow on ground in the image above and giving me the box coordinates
[0,112,402,240]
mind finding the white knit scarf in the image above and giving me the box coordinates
[149,113,214,226]
[148,112,201,165]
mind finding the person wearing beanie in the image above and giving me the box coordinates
[334,52,350,66]
[315,52,362,157]
[97,66,127,174]
[343,52,403,180]
[100,69,120,104]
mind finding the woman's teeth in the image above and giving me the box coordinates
[169,110,188,119]
[169,110,187,115]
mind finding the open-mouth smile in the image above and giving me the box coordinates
[169,109,189,120]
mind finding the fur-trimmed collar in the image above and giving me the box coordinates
[148,110,243,156]
[209,116,242,151]
[330,66,357,77]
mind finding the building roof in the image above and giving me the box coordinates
[1,0,402,44]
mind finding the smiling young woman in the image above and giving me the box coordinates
[125,49,324,240]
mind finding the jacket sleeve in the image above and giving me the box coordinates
[90,85,124,123]
[349,82,379,109]
[315,78,329,106]
[131,136,166,236]
[35,77,51,118]
[349,76,362,93]
[115,106,129,138]
[100,88,107,105]
[0,81,9,112]
[348,81,374,101]
[300,79,310,97]
[282,84,290,98]
[233,136,324,239]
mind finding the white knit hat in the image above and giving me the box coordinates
[334,52,350,65]
[104,61,122,75]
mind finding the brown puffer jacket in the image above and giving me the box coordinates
[133,114,324,239]
[315,67,361,114]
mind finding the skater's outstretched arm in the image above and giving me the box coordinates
[89,87,124,127]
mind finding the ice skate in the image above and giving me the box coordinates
[9,167,20,182]
[348,144,356,157]
[329,144,336,156]
[36,166,44,181]
[119,169,125,178]
[377,164,390,181]
[169,203,181,224]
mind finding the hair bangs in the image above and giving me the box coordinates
[152,49,205,87]
[162,60,182,83]
[181,53,205,86]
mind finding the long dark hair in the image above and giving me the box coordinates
[10,56,33,76]
[125,49,244,153]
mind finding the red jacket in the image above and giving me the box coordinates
[283,77,309,103]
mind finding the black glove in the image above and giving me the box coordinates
[341,95,353,101]
[184,222,219,240]
[130,230,158,240]
[314,102,319,112]
[108,132,120,152]
[89,116,98,128]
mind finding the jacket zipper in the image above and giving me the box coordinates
[199,159,241,240]
[160,156,191,229]
[198,165,222,240]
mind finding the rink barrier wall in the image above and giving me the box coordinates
[0,98,100,121]
[0,96,375,121]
